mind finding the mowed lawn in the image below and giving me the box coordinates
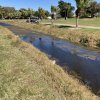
[42,18,100,27]
[0,26,99,100]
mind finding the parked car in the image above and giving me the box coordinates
[26,17,40,23]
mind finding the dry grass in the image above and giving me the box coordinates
[1,20,100,49]
[0,26,100,99]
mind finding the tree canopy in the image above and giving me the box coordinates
[0,0,100,19]
[58,0,75,18]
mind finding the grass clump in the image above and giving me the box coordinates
[96,39,100,47]
[80,36,89,46]
[10,36,21,47]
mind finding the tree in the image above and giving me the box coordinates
[45,10,50,17]
[27,8,34,17]
[38,8,46,19]
[13,11,22,19]
[34,11,39,17]
[19,8,28,19]
[0,6,15,19]
[75,0,92,27]
[51,5,59,19]
[58,0,74,20]
[51,5,58,13]
[3,7,15,19]
[19,8,34,19]
[0,6,35,19]
[86,1,100,18]
[0,6,4,19]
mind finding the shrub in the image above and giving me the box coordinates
[80,36,89,46]
[96,39,100,47]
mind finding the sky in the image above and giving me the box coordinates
[0,0,100,11]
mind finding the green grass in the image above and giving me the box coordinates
[42,18,100,27]
[0,26,99,100]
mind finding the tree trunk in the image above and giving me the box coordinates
[2,14,4,19]
[67,10,68,18]
[76,16,78,28]
[75,9,80,28]
[65,10,67,20]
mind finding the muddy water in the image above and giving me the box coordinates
[0,22,100,95]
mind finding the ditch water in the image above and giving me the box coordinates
[0,22,100,95]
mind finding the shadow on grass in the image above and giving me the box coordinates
[57,25,73,29]
[44,23,51,25]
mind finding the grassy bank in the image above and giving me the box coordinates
[1,20,100,49]
[0,26,99,99]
